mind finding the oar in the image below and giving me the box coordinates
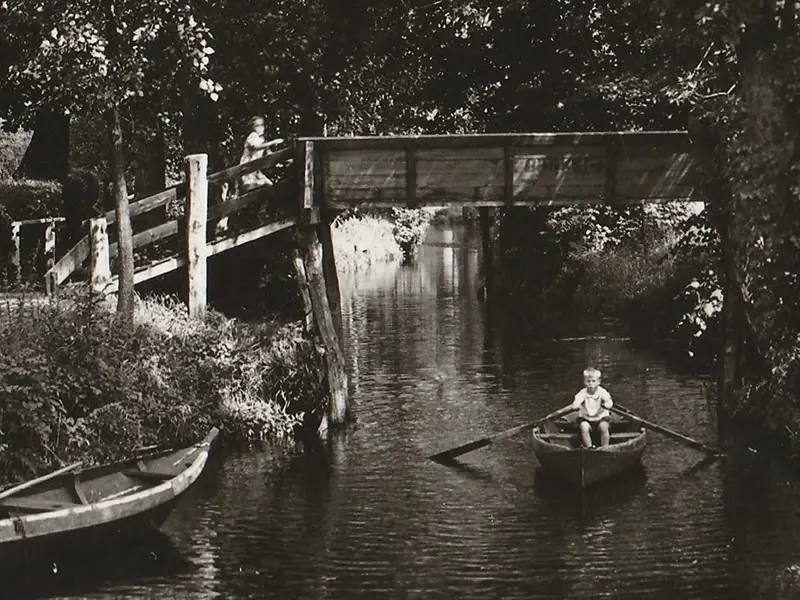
[0,461,83,501]
[429,406,576,463]
[610,405,723,457]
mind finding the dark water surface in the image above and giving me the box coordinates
[12,225,800,599]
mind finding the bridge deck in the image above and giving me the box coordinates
[301,131,698,209]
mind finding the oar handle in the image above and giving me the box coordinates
[609,405,722,457]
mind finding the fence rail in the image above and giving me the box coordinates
[45,143,296,296]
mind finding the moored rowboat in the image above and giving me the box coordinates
[532,412,645,487]
[0,427,219,563]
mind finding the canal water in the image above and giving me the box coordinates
[13,224,800,599]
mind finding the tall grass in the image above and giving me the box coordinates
[0,289,324,485]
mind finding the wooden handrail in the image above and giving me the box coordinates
[12,217,65,226]
[208,147,293,184]
[46,235,90,287]
[45,146,297,293]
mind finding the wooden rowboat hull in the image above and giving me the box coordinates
[532,414,646,487]
[0,427,219,564]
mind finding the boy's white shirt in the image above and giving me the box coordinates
[571,385,613,420]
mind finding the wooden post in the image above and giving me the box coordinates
[300,140,315,210]
[88,217,111,293]
[292,247,314,332]
[478,207,494,300]
[186,153,209,319]
[10,221,20,282]
[318,213,343,341]
[298,222,348,430]
[44,219,56,271]
[405,139,417,208]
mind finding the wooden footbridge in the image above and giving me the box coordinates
[33,130,698,429]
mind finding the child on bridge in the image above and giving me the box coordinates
[570,367,613,448]
[239,116,283,192]
[216,116,283,235]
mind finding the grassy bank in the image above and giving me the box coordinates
[0,289,325,486]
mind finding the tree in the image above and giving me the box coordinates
[1,0,217,324]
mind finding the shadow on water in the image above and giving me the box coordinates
[3,529,192,600]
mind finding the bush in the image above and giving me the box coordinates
[0,130,31,181]
[0,290,324,485]
[331,213,403,270]
[0,179,62,220]
[390,207,431,262]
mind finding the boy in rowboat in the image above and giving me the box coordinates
[570,367,613,449]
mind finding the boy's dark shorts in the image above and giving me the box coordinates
[577,416,610,426]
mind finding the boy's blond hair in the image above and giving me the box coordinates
[583,367,602,379]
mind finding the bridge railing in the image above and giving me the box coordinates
[45,145,297,296]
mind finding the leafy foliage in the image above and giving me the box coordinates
[0,291,322,484]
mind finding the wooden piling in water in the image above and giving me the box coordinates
[298,220,349,430]
[88,217,111,293]
[318,212,343,341]
[292,247,315,333]
[186,154,209,319]
[296,140,348,429]
[478,207,494,300]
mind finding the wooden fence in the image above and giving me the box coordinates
[5,217,65,284]
[45,145,300,317]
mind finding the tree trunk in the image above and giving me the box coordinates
[15,108,70,181]
[106,105,135,326]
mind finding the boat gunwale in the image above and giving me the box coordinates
[531,420,646,453]
[0,428,218,543]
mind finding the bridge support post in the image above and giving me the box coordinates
[291,248,314,333]
[297,217,349,432]
[478,207,494,300]
[318,212,343,340]
[186,154,208,319]
[88,217,111,294]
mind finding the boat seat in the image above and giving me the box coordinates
[122,469,176,481]
[0,497,83,513]
[538,432,642,439]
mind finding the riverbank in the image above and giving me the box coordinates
[0,289,323,487]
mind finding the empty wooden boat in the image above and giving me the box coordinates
[0,427,219,562]
[531,413,645,487]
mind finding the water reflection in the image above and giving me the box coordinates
[17,223,800,599]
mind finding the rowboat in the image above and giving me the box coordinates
[531,412,646,487]
[0,427,219,563]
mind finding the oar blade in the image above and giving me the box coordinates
[429,438,492,462]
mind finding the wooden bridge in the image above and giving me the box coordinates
[44,130,698,302]
[28,130,698,430]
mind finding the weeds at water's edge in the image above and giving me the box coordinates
[0,289,326,486]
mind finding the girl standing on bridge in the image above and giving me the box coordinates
[217,117,283,235]
[239,116,283,192]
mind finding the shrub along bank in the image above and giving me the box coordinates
[0,290,325,486]
[496,203,716,362]
[331,207,433,269]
